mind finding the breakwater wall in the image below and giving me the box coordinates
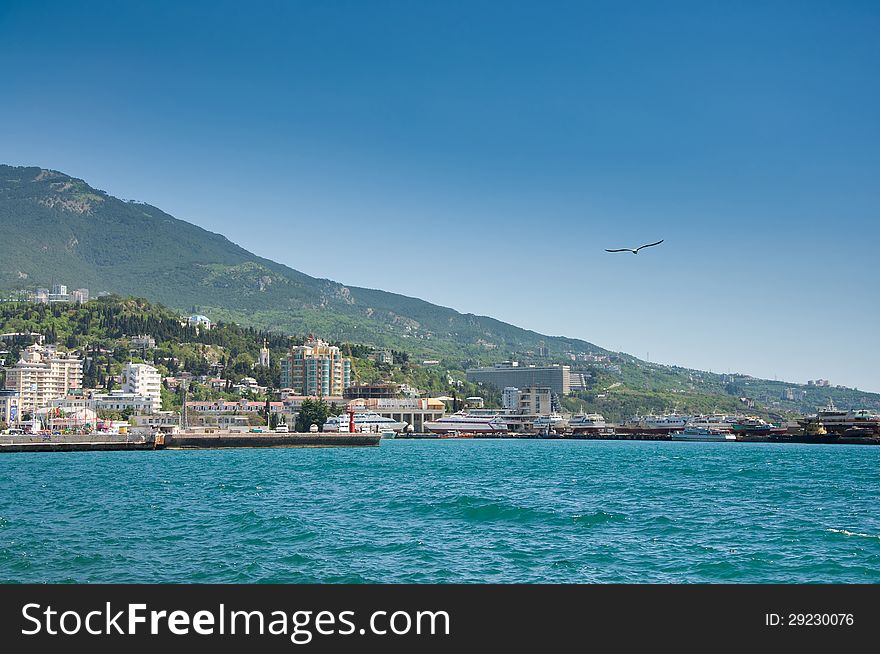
[165,432,381,449]
[0,431,380,453]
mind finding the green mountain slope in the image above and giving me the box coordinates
[2,164,877,416]
[0,164,602,361]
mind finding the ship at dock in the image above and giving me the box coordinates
[533,413,569,434]
[730,416,779,437]
[796,400,880,436]
[322,410,407,433]
[618,412,690,435]
[686,414,738,432]
[424,411,509,434]
[568,413,608,434]
[773,400,880,444]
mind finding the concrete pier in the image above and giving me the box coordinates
[0,431,381,453]
[165,431,381,449]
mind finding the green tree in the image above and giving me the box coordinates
[295,398,330,432]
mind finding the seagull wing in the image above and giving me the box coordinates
[634,239,664,252]
[605,248,635,253]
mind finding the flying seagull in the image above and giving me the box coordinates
[605,239,664,254]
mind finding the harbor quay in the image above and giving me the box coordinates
[395,431,880,445]
[0,430,380,453]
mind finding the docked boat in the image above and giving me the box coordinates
[624,412,691,433]
[322,410,407,433]
[568,413,607,433]
[533,413,568,434]
[731,416,774,436]
[686,414,737,432]
[798,401,880,435]
[672,426,737,442]
[424,412,509,434]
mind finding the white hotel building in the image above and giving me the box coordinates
[4,345,83,412]
[122,363,162,413]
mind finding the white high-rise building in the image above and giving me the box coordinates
[121,363,162,413]
[4,345,83,412]
[502,387,521,410]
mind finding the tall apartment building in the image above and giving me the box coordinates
[466,362,571,396]
[121,362,162,413]
[518,387,553,416]
[502,387,521,410]
[4,345,84,411]
[280,338,351,397]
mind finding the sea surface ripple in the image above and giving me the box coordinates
[1,440,879,583]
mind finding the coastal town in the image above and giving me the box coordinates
[0,288,879,451]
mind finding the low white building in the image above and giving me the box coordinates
[130,335,156,349]
[187,314,213,330]
[186,399,284,415]
[48,390,154,415]
[92,391,155,414]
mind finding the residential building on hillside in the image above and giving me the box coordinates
[372,349,394,365]
[398,383,421,398]
[130,334,156,350]
[280,338,351,397]
[4,345,83,411]
[187,314,213,330]
[122,362,162,413]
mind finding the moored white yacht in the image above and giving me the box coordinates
[568,413,607,431]
[424,412,509,434]
[323,410,407,433]
[533,413,568,433]
[626,412,690,432]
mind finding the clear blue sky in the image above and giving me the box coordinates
[1,1,878,391]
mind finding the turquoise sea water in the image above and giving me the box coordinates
[1,440,879,583]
